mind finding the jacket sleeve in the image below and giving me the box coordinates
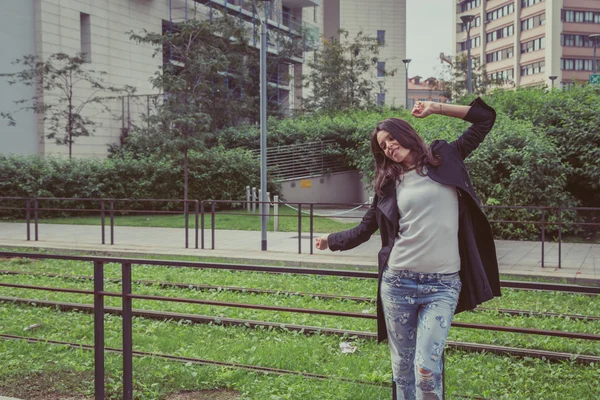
[452,97,497,160]
[327,196,379,251]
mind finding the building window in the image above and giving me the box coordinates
[521,36,545,53]
[80,12,91,63]
[486,3,515,22]
[377,62,386,78]
[522,0,544,8]
[486,25,514,42]
[561,58,593,71]
[520,60,545,76]
[377,30,385,46]
[521,13,545,31]
[562,10,600,24]
[486,46,514,63]
[459,0,481,13]
[458,16,481,32]
[377,93,385,106]
[489,68,514,83]
[459,36,481,51]
[561,34,595,48]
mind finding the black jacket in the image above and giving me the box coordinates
[328,97,501,343]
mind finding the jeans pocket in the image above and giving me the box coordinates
[438,278,462,293]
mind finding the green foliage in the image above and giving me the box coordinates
[302,30,396,112]
[0,149,276,218]
[484,85,600,207]
[0,52,132,159]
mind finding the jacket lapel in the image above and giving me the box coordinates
[377,181,399,227]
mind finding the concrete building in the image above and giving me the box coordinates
[0,0,407,159]
[453,0,600,89]
[324,0,407,107]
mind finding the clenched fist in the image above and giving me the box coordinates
[315,234,330,250]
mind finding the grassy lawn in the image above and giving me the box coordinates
[0,256,599,399]
[6,207,363,233]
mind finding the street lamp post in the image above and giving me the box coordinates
[402,58,411,109]
[549,75,557,89]
[460,15,475,94]
[252,0,268,251]
[590,34,600,74]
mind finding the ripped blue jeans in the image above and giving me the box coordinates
[381,267,461,400]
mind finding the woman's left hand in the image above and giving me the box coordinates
[411,101,436,118]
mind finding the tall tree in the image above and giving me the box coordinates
[301,29,395,112]
[0,52,132,159]
[128,12,304,199]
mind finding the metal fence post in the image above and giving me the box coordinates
[110,201,115,245]
[195,201,199,250]
[541,209,545,268]
[211,201,216,250]
[310,204,314,255]
[273,195,279,232]
[101,200,105,245]
[34,198,39,241]
[184,201,189,249]
[93,260,105,400]
[25,199,31,241]
[122,262,133,400]
[298,203,302,254]
[558,208,562,269]
[201,201,205,250]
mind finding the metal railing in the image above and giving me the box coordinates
[0,197,200,249]
[0,251,599,399]
[249,140,350,179]
[1,197,598,269]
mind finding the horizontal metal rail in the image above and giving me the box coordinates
[2,296,599,365]
[3,269,600,322]
[0,334,390,388]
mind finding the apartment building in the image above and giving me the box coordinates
[453,0,600,88]
[1,0,407,158]
[324,0,407,107]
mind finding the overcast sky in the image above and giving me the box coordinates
[406,0,453,80]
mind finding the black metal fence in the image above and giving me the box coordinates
[0,251,599,400]
[1,197,598,269]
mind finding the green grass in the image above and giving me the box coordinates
[1,258,599,356]
[0,303,598,400]
[6,207,362,233]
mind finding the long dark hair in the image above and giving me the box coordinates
[370,118,440,196]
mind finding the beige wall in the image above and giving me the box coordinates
[280,170,369,204]
[34,0,166,158]
[339,0,406,107]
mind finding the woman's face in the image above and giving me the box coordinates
[376,130,412,165]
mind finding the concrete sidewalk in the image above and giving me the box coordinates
[0,222,598,284]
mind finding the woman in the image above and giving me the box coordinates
[316,98,501,400]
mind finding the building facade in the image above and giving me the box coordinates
[0,0,407,158]
[406,76,449,109]
[453,0,600,89]
[324,0,407,107]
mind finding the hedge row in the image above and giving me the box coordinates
[0,148,277,218]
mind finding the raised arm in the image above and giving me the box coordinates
[412,97,497,159]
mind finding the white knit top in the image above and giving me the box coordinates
[387,169,461,274]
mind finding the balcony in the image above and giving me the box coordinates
[282,0,321,7]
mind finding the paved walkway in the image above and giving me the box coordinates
[0,222,598,284]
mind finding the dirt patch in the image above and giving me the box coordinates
[0,371,91,400]
[166,389,241,400]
